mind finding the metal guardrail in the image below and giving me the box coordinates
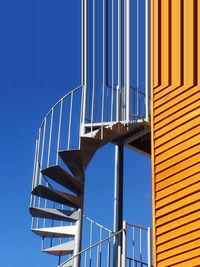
[59,221,152,267]
[30,85,83,208]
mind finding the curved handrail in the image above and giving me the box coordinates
[38,85,83,130]
[30,85,84,208]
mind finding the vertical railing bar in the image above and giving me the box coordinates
[145,0,150,121]
[132,226,135,265]
[47,109,54,168]
[31,217,34,229]
[107,232,111,267]
[84,250,87,267]
[31,135,39,191]
[39,119,47,185]
[33,128,41,207]
[79,86,84,147]
[38,120,47,209]
[136,0,139,118]
[56,99,63,165]
[89,221,93,267]
[96,241,99,267]
[41,237,44,251]
[125,0,130,121]
[30,132,40,207]
[140,228,142,266]
[147,228,152,267]
[122,221,127,267]
[91,0,95,134]
[80,0,87,136]
[111,0,114,123]
[99,227,102,267]
[68,92,74,150]
[36,216,39,229]
[101,0,106,136]
[117,0,122,122]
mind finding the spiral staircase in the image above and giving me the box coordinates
[29,0,152,266]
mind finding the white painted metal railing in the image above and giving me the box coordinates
[30,0,151,207]
[59,221,152,267]
[83,0,151,127]
[30,85,83,207]
[31,211,112,267]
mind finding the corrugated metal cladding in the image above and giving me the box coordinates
[151,0,200,266]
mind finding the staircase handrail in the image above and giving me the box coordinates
[59,228,124,267]
[38,84,82,131]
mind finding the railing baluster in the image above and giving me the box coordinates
[38,120,47,209]
[132,226,135,265]
[107,233,111,267]
[111,0,114,123]
[56,99,63,165]
[89,221,93,267]
[47,108,54,168]
[99,227,102,266]
[84,250,87,267]
[140,228,142,267]
[39,119,47,185]
[145,0,150,122]
[68,92,74,150]
[147,228,152,267]
[91,0,95,134]
[136,0,139,96]
[101,0,106,132]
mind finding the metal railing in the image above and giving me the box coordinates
[84,0,151,127]
[30,85,83,207]
[31,211,112,266]
[59,221,152,267]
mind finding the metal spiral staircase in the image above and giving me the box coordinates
[29,0,152,266]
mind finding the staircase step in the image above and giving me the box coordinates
[124,121,151,156]
[41,165,84,195]
[32,225,77,238]
[32,185,83,209]
[94,127,120,143]
[59,150,84,180]
[30,207,80,222]
[42,241,74,256]
[110,122,128,135]
[80,137,104,167]
[59,259,73,267]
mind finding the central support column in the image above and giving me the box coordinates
[113,143,124,266]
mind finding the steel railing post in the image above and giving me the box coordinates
[147,227,152,267]
[122,221,127,267]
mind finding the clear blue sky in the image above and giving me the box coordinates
[0,1,151,266]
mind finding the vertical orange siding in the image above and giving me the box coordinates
[151,0,200,266]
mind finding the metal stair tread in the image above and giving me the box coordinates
[29,207,80,222]
[32,185,83,209]
[58,259,73,267]
[80,136,104,167]
[42,240,75,256]
[41,165,83,195]
[94,126,120,142]
[59,150,84,180]
[32,225,77,238]
[109,122,128,135]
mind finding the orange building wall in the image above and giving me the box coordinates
[151,0,200,266]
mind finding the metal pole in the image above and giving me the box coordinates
[122,221,127,267]
[74,207,83,267]
[81,0,87,136]
[125,0,130,122]
[147,227,152,267]
[113,143,124,267]
[117,0,122,122]
[145,0,150,122]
